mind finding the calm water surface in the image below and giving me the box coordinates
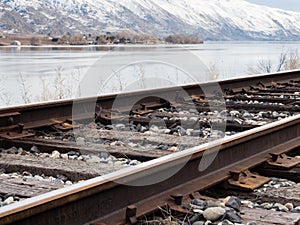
[1,41,300,107]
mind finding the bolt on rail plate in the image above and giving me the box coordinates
[0,130,35,139]
[228,170,271,191]
[0,123,35,139]
[267,153,300,169]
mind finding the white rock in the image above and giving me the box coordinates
[48,176,56,181]
[168,146,178,152]
[285,203,294,211]
[140,126,148,132]
[110,141,124,146]
[203,207,226,221]
[108,156,116,161]
[241,200,254,208]
[274,203,289,212]
[261,202,273,209]
[186,129,194,136]
[4,197,14,205]
[10,174,20,179]
[113,161,123,166]
[17,148,25,155]
[69,155,78,160]
[115,124,125,130]
[39,153,50,158]
[107,159,114,164]
[129,160,140,166]
[86,155,100,163]
[60,153,68,160]
[128,142,138,148]
[272,111,279,117]
[189,109,198,114]
[193,209,204,214]
[234,118,243,125]
[100,159,109,164]
[230,110,240,116]
[0,174,10,178]
[189,117,198,122]
[164,129,171,134]
[53,179,64,185]
[50,150,60,159]
[24,175,33,179]
[65,180,73,185]
[181,116,188,121]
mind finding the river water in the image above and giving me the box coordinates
[0,41,300,107]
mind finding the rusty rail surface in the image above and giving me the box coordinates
[1,114,300,225]
[0,70,299,133]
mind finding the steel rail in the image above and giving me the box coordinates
[1,113,300,225]
[0,70,299,129]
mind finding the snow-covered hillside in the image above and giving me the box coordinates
[1,0,300,40]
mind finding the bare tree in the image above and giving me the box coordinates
[247,49,300,75]
[69,35,87,45]
[35,78,54,102]
[165,34,203,44]
[276,51,287,72]
[207,63,219,80]
[0,76,11,106]
[284,50,300,70]
[19,73,32,104]
[54,67,65,99]
[259,59,272,73]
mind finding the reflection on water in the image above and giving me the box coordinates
[1,42,300,107]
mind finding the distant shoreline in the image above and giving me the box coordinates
[0,32,204,46]
[0,43,207,48]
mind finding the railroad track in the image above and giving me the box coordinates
[1,71,300,224]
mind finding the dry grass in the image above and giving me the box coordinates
[0,76,11,106]
[3,67,83,106]
[207,62,220,80]
[19,73,32,104]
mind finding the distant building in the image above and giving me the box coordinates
[11,40,21,46]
